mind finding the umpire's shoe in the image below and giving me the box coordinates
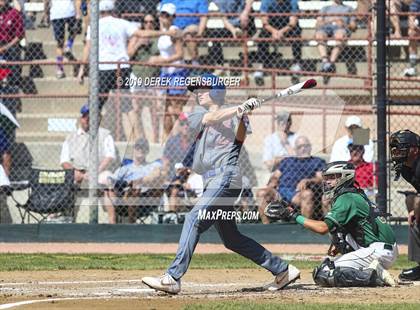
[399,265,420,281]
[266,264,301,291]
[142,273,181,294]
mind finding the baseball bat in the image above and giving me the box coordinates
[261,78,317,103]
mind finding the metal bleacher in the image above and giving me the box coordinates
[19,0,374,170]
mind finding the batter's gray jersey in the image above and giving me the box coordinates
[187,105,250,186]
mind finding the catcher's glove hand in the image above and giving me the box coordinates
[264,199,300,221]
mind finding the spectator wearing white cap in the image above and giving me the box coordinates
[160,0,208,67]
[329,115,374,163]
[77,0,179,112]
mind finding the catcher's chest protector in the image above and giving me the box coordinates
[330,186,380,251]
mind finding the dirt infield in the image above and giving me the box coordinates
[0,243,409,254]
[0,269,418,309]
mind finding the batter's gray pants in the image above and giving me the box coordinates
[167,172,288,280]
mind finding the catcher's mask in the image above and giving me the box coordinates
[389,130,419,178]
[322,161,355,199]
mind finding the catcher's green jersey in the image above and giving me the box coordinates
[324,192,396,247]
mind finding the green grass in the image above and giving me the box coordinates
[0,253,413,272]
[183,303,420,310]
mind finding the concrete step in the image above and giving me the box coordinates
[16,113,78,133]
[31,77,88,94]
[22,60,83,79]
[13,141,166,169]
[21,98,86,114]
[26,27,85,46]
[198,45,369,61]
[16,131,70,143]
[26,24,368,43]
[26,42,85,62]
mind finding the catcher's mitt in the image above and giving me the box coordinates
[264,199,299,221]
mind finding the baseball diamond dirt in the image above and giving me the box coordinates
[0,269,419,310]
[0,243,417,310]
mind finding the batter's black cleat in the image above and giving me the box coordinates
[399,265,420,281]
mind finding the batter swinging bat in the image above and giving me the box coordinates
[261,78,317,103]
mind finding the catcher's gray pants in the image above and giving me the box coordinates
[167,171,288,280]
[408,224,420,263]
[333,242,398,270]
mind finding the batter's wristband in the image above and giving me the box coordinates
[296,215,306,225]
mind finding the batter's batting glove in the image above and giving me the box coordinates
[264,199,300,222]
[237,98,261,117]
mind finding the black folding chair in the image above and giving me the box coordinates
[11,168,77,223]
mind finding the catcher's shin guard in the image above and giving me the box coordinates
[313,264,384,287]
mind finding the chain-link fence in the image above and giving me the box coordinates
[0,0,408,225]
[386,0,420,222]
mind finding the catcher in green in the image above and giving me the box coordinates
[265,161,398,287]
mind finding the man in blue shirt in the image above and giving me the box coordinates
[105,138,163,223]
[160,0,208,65]
[258,136,326,223]
[257,0,302,85]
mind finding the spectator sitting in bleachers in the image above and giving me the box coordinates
[166,162,203,212]
[330,115,374,163]
[258,0,303,85]
[160,0,208,67]
[210,0,256,72]
[45,0,82,79]
[13,0,34,30]
[262,111,297,171]
[149,3,188,141]
[162,112,194,181]
[355,0,373,27]
[403,0,420,77]
[348,143,377,197]
[127,14,161,143]
[115,0,160,21]
[389,0,412,39]
[105,138,163,223]
[77,0,178,111]
[315,0,357,76]
[0,0,25,84]
[0,128,12,179]
[258,136,326,224]
[60,104,116,223]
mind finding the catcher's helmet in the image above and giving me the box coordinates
[187,73,226,105]
[322,161,355,199]
[389,130,419,165]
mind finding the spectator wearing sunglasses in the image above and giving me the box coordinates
[258,136,326,223]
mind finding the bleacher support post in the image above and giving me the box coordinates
[376,0,388,214]
[88,0,99,224]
